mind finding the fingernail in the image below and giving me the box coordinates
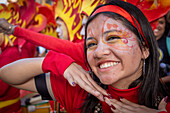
[164,96,169,103]
[110,104,116,110]
[72,82,76,86]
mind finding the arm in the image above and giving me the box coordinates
[161,75,170,83]
[0,57,44,92]
[43,51,108,101]
[0,18,84,65]
[14,27,84,63]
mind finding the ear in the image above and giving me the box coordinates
[142,47,150,59]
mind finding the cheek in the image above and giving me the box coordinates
[87,50,95,65]
[124,47,142,68]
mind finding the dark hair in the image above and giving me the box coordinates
[158,14,170,40]
[82,0,169,112]
[164,14,170,37]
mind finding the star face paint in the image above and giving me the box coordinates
[86,14,143,89]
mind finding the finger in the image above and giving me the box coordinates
[65,73,76,87]
[73,73,104,101]
[74,70,106,101]
[79,70,107,97]
[68,64,105,100]
[105,98,135,112]
[64,63,105,101]
[65,66,103,100]
[158,96,168,112]
[85,72,108,96]
[120,98,140,107]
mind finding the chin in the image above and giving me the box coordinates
[99,77,116,85]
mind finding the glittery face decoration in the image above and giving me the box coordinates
[86,17,138,54]
[102,18,137,51]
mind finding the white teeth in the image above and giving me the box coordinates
[154,29,159,32]
[99,62,118,69]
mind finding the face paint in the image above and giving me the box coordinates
[102,18,137,52]
[86,15,143,89]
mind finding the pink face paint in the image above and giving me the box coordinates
[102,18,137,52]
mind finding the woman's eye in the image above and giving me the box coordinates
[87,43,96,49]
[159,21,164,24]
[107,36,120,41]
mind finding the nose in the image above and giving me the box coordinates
[80,26,85,36]
[93,42,111,59]
[56,27,60,33]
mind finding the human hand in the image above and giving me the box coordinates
[104,96,168,113]
[63,62,108,101]
[0,18,13,34]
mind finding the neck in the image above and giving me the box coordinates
[156,36,161,40]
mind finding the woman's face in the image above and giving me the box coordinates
[154,17,166,40]
[86,14,144,89]
[56,19,69,40]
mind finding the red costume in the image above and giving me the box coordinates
[34,50,170,113]
[13,27,85,68]
[12,26,170,112]
[0,38,36,113]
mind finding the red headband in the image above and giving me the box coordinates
[91,5,149,47]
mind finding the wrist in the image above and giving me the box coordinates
[5,25,17,34]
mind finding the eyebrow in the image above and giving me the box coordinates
[86,30,122,41]
[86,37,95,41]
[103,30,122,35]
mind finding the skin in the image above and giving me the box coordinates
[80,14,88,39]
[86,15,148,89]
[0,33,4,46]
[153,17,166,40]
[56,19,69,40]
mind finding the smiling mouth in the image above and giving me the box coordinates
[99,62,119,69]
[154,29,159,32]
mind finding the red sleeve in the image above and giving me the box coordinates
[158,111,167,113]
[13,27,84,65]
[49,71,87,112]
[166,102,170,113]
[42,50,75,75]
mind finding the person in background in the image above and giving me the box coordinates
[153,12,170,85]
[0,27,36,113]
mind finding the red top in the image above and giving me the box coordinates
[42,51,170,113]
